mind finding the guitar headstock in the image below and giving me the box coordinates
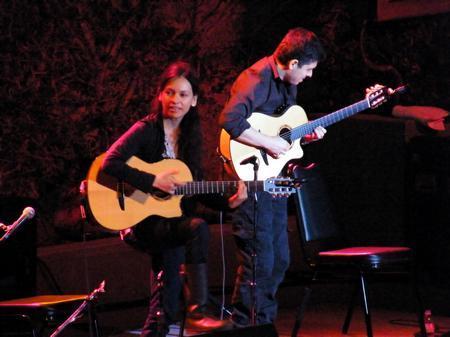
[263,177,302,197]
[366,84,390,109]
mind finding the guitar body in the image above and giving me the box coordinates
[87,154,298,230]
[86,154,193,231]
[219,105,309,180]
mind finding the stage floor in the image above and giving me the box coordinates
[49,296,450,337]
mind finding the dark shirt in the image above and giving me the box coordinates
[102,117,165,194]
[219,55,297,138]
[102,116,230,214]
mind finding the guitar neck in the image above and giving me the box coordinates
[287,98,370,141]
[175,180,264,195]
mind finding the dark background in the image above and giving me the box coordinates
[0,0,449,293]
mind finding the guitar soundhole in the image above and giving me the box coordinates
[279,127,292,145]
[152,189,171,201]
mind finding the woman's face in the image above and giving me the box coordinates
[159,76,197,121]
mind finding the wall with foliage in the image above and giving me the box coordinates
[1,0,448,245]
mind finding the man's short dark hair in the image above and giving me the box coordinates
[274,27,326,66]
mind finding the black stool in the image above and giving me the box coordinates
[0,294,100,337]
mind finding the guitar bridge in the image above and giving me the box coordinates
[117,181,125,211]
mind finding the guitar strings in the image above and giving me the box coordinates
[278,99,369,142]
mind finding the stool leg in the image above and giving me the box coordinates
[24,315,42,337]
[88,302,101,337]
[178,266,187,337]
[342,282,358,334]
[155,270,170,337]
[178,309,186,337]
[359,271,373,337]
[411,271,426,337]
[291,285,312,337]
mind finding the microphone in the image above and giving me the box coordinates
[240,155,260,180]
[240,155,259,166]
[1,207,36,241]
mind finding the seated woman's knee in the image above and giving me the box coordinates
[188,217,209,240]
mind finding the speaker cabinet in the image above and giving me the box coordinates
[407,135,450,281]
[189,323,278,337]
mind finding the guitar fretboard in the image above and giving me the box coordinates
[282,98,370,141]
[175,180,264,195]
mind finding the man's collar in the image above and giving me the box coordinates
[269,55,284,81]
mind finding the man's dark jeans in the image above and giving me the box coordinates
[230,192,290,326]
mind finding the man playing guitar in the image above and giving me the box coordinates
[218,27,327,328]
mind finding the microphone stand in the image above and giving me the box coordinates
[50,280,105,337]
[240,155,259,326]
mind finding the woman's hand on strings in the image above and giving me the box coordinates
[153,169,185,194]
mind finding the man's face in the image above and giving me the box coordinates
[284,61,318,85]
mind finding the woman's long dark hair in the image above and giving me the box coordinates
[147,61,203,179]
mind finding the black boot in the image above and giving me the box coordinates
[184,263,232,332]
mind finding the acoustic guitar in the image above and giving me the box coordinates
[219,85,403,180]
[86,153,298,230]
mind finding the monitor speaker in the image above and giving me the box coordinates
[189,323,278,337]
